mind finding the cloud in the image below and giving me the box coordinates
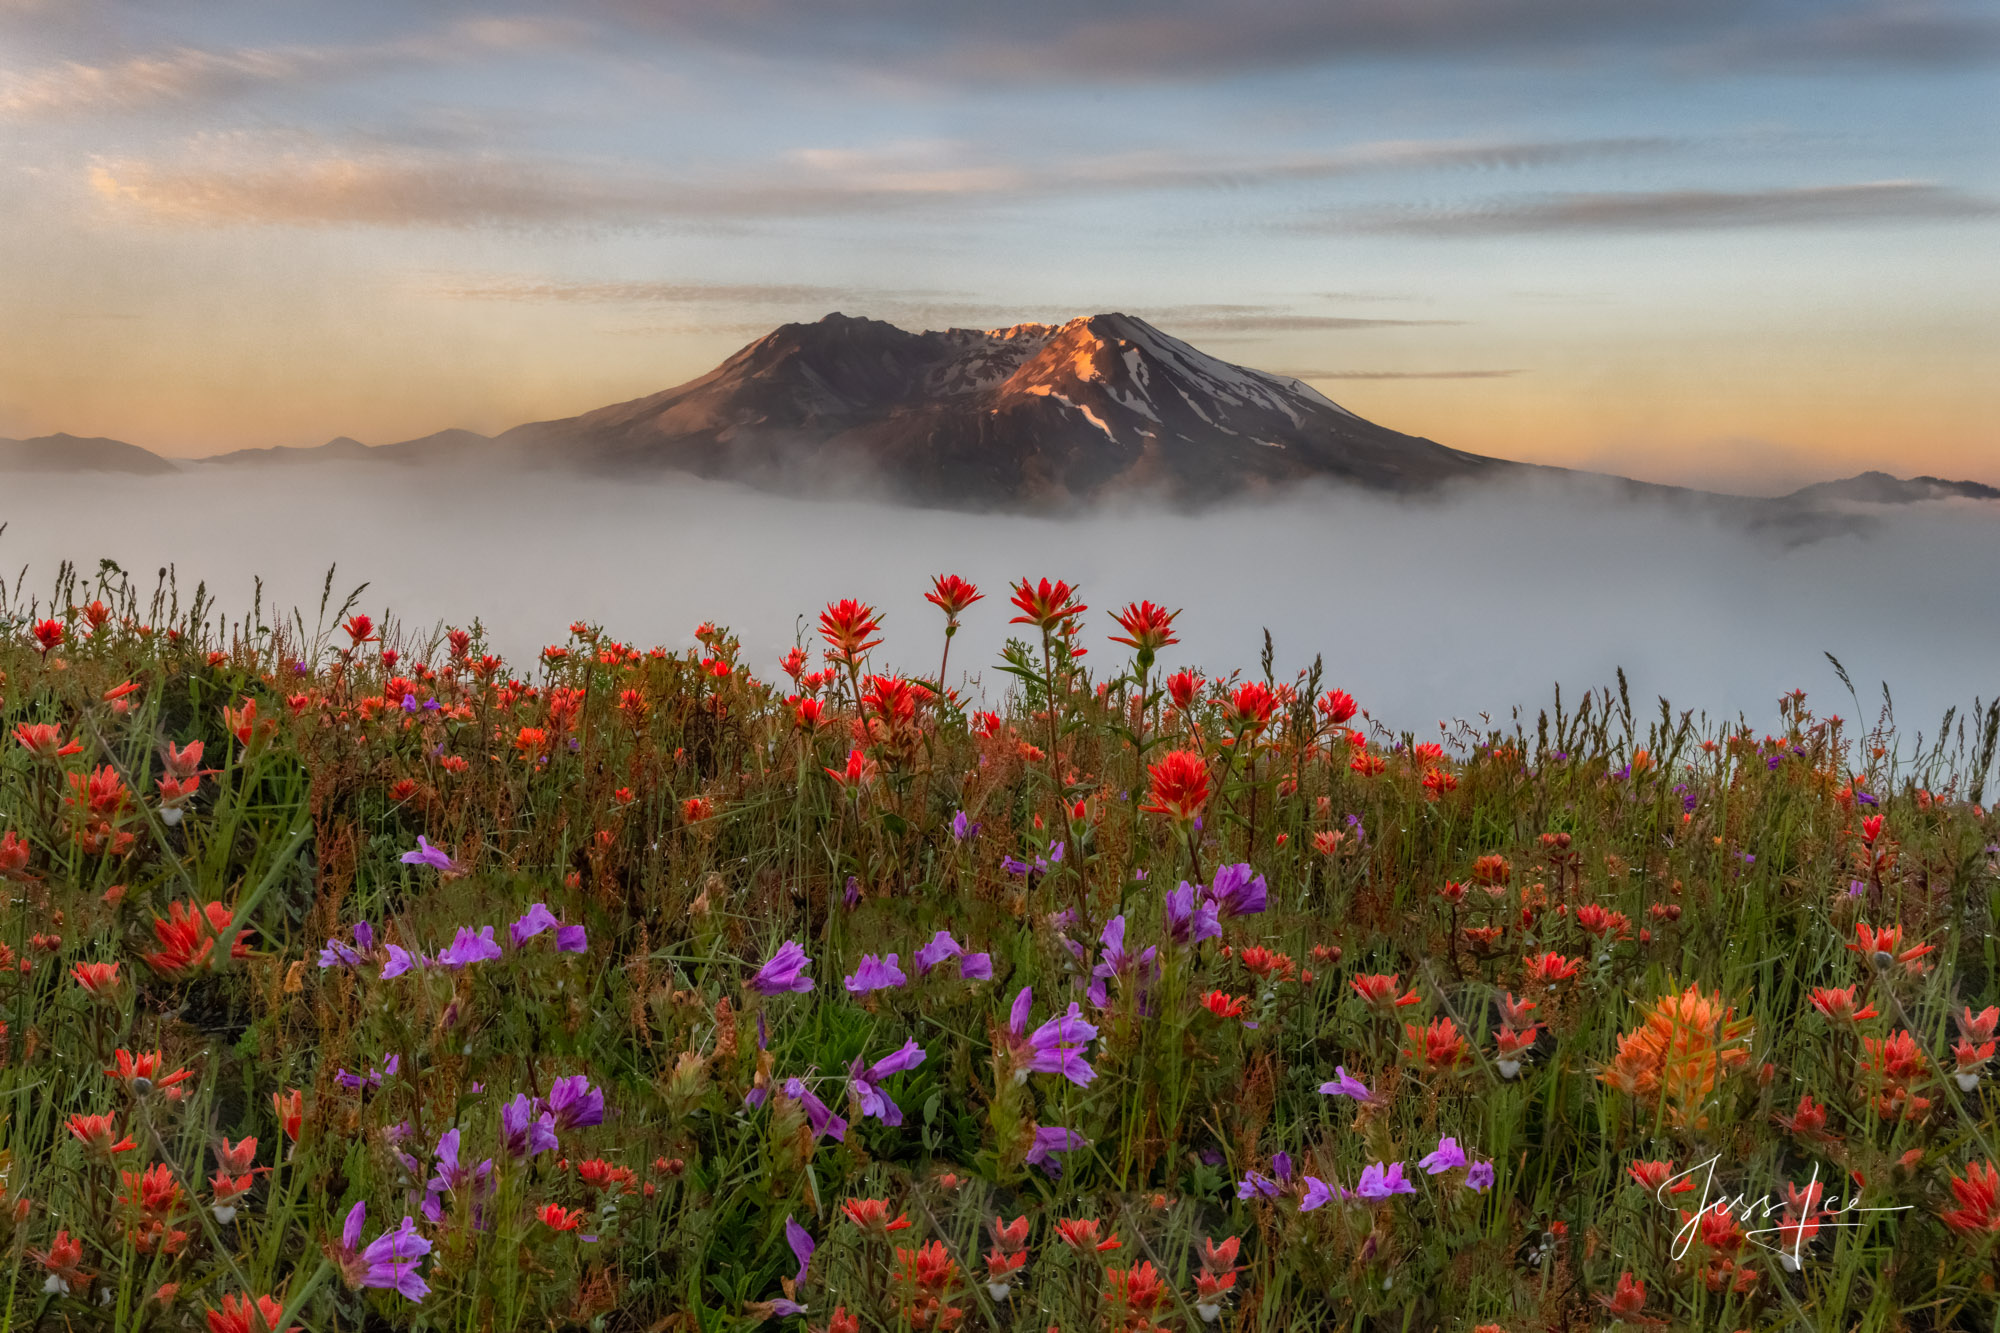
[591,0,1716,79]
[1140,310,1461,332]
[81,133,1685,228]
[86,150,672,227]
[1694,1,2000,68]
[427,277,955,306]
[4,464,1996,743]
[584,0,2000,79]
[0,46,322,117]
[0,18,589,119]
[1309,181,1999,235]
[1285,368,1524,379]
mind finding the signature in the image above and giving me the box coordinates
[1655,1155,1911,1270]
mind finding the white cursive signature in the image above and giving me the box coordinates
[1657,1155,1912,1271]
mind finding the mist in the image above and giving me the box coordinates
[3,465,1997,741]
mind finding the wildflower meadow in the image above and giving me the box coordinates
[1,559,1997,1332]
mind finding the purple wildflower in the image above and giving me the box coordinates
[1418,1137,1467,1175]
[509,903,560,948]
[1318,1066,1370,1100]
[318,921,373,969]
[914,931,963,975]
[1204,862,1267,919]
[1300,1177,1341,1211]
[1272,1151,1294,1183]
[848,1039,927,1126]
[541,1074,604,1132]
[381,943,427,980]
[1165,881,1222,946]
[421,1128,495,1225]
[767,1299,807,1316]
[1354,1161,1415,1200]
[1024,1125,1087,1176]
[436,926,502,969]
[843,953,908,994]
[556,923,587,952]
[1008,985,1035,1035]
[950,810,979,842]
[1466,1160,1496,1192]
[334,1053,399,1093]
[1087,914,1159,1008]
[399,836,462,875]
[1022,1001,1099,1086]
[843,876,861,909]
[500,1094,557,1158]
[785,1215,815,1285]
[1236,1171,1279,1200]
[959,951,992,981]
[748,940,814,995]
[334,1201,431,1300]
[783,1078,847,1142]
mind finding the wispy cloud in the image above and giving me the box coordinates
[0,18,586,119]
[1143,310,1461,332]
[0,46,323,117]
[1308,181,1998,235]
[84,133,1678,228]
[1284,368,1525,379]
[1693,1,2000,69]
[428,277,944,306]
[589,0,1770,79]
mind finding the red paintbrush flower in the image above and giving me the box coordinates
[1351,973,1421,1011]
[841,1197,912,1234]
[818,599,883,666]
[68,1112,138,1156]
[205,1293,295,1333]
[1007,578,1086,633]
[1140,749,1210,822]
[539,1203,586,1231]
[1317,689,1357,725]
[1809,985,1879,1026]
[13,723,82,760]
[925,575,983,620]
[1847,922,1935,974]
[106,1048,195,1098]
[825,748,878,792]
[1941,1161,2000,1236]
[1165,669,1203,711]
[1403,1016,1471,1071]
[31,618,65,655]
[1108,601,1180,657]
[1054,1217,1119,1252]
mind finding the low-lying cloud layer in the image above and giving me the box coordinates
[4,468,1995,741]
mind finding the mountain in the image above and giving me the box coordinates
[489,312,1513,505]
[11,314,1997,520]
[0,432,178,475]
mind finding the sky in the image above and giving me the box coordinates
[2,0,1996,494]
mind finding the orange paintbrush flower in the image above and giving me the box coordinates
[1599,983,1754,1128]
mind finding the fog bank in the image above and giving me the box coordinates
[3,466,1996,738]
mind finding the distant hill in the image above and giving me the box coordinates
[0,432,178,475]
[1778,470,2000,505]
